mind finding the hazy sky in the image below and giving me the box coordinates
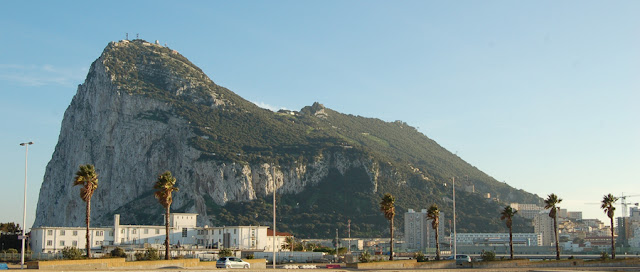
[1,1,638,230]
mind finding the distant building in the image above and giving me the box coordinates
[455,233,541,246]
[404,209,445,252]
[533,212,556,247]
[510,203,545,220]
[567,211,583,221]
[31,213,288,254]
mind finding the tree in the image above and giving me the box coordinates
[427,204,441,260]
[601,193,618,259]
[154,171,179,260]
[379,193,395,260]
[544,193,562,260]
[500,205,518,260]
[219,248,233,257]
[73,164,98,258]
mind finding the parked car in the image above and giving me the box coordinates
[216,257,250,269]
[454,254,472,264]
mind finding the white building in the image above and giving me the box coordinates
[455,233,541,246]
[510,203,545,219]
[404,209,445,251]
[31,213,289,254]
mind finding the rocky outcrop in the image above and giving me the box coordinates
[33,41,382,227]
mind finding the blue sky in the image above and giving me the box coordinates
[1,1,638,230]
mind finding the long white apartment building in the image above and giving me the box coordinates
[31,213,289,254]
[455,233,541,246]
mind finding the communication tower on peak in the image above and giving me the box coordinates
[136,33,139,39]
[126,33,128,40]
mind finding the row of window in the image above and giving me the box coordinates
[47,230,112,236]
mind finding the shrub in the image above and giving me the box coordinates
[111,247,127,258]
[145,248,160,260]
[599,252,610,260]
[219,248,233,257]
[61,246,83,260]
[245,254,254,259]
[5,248,18,254]
[134,252,144,261]
[359,251,372,263]
[414,252,427,262]
[480,250,496,261]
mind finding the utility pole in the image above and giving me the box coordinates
[335,228,339,261]
[347,219,351,254]
[453,177,457,258]
[19,141,33,269]
[272,166,276,269]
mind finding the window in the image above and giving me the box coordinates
[73,230,78,236]
[47,240,52,246]
[95,241,102,246]
[121,229,125,234]
[96,230,103,236]
[109,241,114,245]
[47,230,53,235]
[60,241,65,246]
[234,229,236,234]
[133,238,137,244]
[60,230,65,236]
[144,238,148,243]
[121,238,124,243]
[144,229,149,234]
[182,228,187,237]
[156,229,160,234]
[109,231,113,236]
[72,241,77,246]
[132,229,137,234]
[219,230,221,235]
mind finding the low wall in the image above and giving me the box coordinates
[27,258,126,270]
[347,259,417,269]
[412,260,456,269]
[246,258,268,269]
[109,258,200,269]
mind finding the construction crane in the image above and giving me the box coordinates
[617,193,640,217]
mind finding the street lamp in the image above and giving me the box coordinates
[19,141,33,270]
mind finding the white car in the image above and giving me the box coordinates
[216,257,250,269]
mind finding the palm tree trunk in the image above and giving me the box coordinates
[610,217,615,259]
[389,215,394,261]
[165,206,170,260]
[509,225,514,260]
[86,199,91,258]
[553,213,560,260]
[435,226,440,260]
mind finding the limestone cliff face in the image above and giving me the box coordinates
[33,41,382,227]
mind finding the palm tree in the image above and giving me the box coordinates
[544,193,562,260]
[500,205,518,260]
[601,193,618,259]
[73,164,98,258]
[427,204,441,260]
[379,193,395,260]
[154,171,179,260]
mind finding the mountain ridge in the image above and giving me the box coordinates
[34,39,539,237]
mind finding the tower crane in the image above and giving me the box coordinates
[617,193,640,217]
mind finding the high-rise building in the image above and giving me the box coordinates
[533,211,556,246]
[404,209,445,252]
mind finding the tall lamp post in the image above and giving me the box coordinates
[452,177,456,258]
[19,141,33,269]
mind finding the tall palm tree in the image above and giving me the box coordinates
[500,205,518,260]
[73,164,98,258]
[427,204,441,260]
[601,193,618,259]
[154,171,179,260]
[379,193,395,260]
[544,193,562,260]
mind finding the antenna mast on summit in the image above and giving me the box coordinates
[126,33,128,40]
[136,33,139,39]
